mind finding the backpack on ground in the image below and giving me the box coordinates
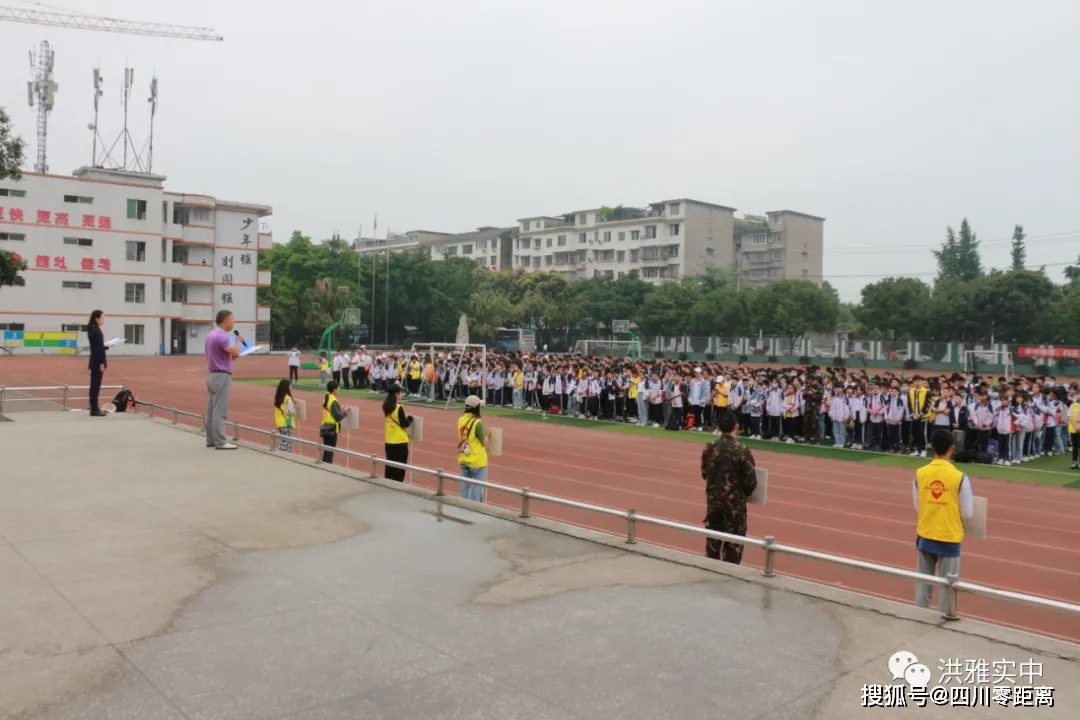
[112,389,136,413]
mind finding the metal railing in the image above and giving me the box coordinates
[0,384,126,414]
[4,385,1079,625]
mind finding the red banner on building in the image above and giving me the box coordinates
[1016,346,1080,360]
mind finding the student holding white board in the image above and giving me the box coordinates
[912,429,976,613]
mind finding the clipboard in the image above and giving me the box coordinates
[239,345,266,357]
[488,427,503,456]
[967,496,988,540]
[294,399,307,422]
[343,406,360,430]
[408,415,424,441]
[104,337,125,348]
[749,468,767,506]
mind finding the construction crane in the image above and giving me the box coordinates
[2,5,222,173]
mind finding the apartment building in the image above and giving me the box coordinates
[734,211,825,287]
[0,167,272,355]
[513,199,736,284]
[354,227,517,271]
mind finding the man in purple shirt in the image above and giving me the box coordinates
[205,310,245,450]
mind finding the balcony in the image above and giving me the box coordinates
[258,232,274,251]
[257,270,272,286]
[257,305,271,323]
[163,262,184,279]
[181,263,215,284]
[181,302,213,322]
[179,223,215,246]
[161,301,183,318]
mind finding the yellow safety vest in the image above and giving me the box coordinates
[409,361,421,380]
[321,392,341,433]
[457,414,487,469]
[915,459,965,544]
[384,403,410,445]
[714,382,729,407]
[319,360,328,371]
[909,387,928,417]
[628,376,639,400]
[1068,402,1080,434]
[274,397,294,429]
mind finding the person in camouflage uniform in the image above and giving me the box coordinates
[802,378,823,444]
[700,409,758,564]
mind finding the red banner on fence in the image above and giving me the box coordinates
[1016,346,1080,360]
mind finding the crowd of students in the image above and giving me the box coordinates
[314,349,1080,469]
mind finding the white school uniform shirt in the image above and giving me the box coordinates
[648,380,664,405]
[1014,405,1033,432]
[970,403,992,430]
[995,406,1013,436]
[331,354,343,372]
[747,389,763,417]
[287,350,301,367]
[729,384,745,410]
[541,375,554,395]
[851,395,868,423]
[932,398,952,427]
[350,353,361,371]
[828,396,850,422]
[884,396,906,424]
[670,383,684,408]
[868,392,885,423]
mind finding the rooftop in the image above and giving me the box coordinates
[1,409,1075,719]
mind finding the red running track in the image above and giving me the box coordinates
[5,355,1080,644]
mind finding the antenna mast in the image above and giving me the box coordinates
[121,67,133,168]
[147,77,159,173]
[27,40,57,173]
[89,68,103,167]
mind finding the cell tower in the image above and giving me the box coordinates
[147,77,159,172]
[88,68,104,167]
[27,40,58,173]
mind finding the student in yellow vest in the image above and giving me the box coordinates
[457,395,489,502]
[1068,386,1080,469]
[408,357,422,395]
[273,379,297,453]
[907,376,932,458]
[913,429,974,612]
[382,383,413,482]
[319,380,351,465]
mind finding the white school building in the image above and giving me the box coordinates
[0,167,272,356]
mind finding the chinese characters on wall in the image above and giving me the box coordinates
[0,207,112,229]
[215,214,260,309]
[8,253,112,272]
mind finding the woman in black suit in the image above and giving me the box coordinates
[86,309,109,416]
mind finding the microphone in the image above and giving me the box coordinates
[233,330,249,349]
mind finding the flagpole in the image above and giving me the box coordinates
[371,214,377,345]
[384,226,390,345]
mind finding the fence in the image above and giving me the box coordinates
[0,384,126,414]
[120,394,1080,624]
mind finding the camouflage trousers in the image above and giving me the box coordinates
[803,410,820,442]
[704,506,748,565]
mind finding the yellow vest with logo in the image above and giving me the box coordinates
[384,404,410,445]
[909,387,928,418]
[409,361,421,380]
[628,376,639,400]
[274,397,294,429]
[714,381,729,407]
[915,459,965,544]
[1068,402,1080,434]
[457,414,487,469]
[321,392,340,433]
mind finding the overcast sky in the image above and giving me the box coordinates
[3,0,1078,300]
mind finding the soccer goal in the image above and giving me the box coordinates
[572,339,640,358]
[409,342,488,406]
[962,349,1015,379]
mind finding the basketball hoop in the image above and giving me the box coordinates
[612,319,631,334]
[341,308,363,327]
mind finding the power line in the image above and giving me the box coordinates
[813,260,1076,281]
[823,230,1080,255]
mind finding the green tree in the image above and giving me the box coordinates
[0,107,25,180]
[971,269,1055,344]
[1009,225,1027,271]
[748,280,839,346]
[855,277,931,340]
[955,218,983,281]
[932,226,960,283]
[639,280,695,336]
[466,288,513,339]
[0,249,28,289]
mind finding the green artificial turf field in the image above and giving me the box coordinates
[241,378,1080,488]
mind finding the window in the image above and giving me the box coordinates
[578,233,587,244]
[603,231,611,242]
[576,250,586,262]
[0,232,26,241]
[533,238,541,250]
[618,232,625,242]
[62,281,93,290]
[0,323,25,331]
[616,250,625,262]
[706,247,715,256]
[124,324,145,345]
[126,199,148,220]
[124,282,146,303]
[126,241,147,262]
[546,238,552,247]
[171,284,188,302]
[557,235,566,247]
[63,195,94,204]
[191,207,212,224]
[630,230,640,241]
[801,269,808,279]
[577,214,586,226]
[545,256,553,266]
[644,226,657,239]
[0,188,27,198]
[669,203,681,215]
[630,249,640,262]
[63,237,93,247]
[802,251,809,260]
[618,271,625,279]
[462,244,473,255]
[668,223,680,236]
[489,255,496,266]
[532,257,541,268]
[61,324,83,332]
[444,246,457,257]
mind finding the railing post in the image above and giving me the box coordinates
[435,469,445,497]
[61,385,69,411]
[0,386,5,414]
[762,535,776,578]
[231,422,239,442]
[369,455,377,478]
[269,432,277,451]
[149,403,155,419]
[520,487,531,518]
[944,572,959,621]
[626,509,637,544]
[172,407,179,425]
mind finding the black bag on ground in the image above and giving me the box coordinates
[665,412,682,431]
[112,389,136,413]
